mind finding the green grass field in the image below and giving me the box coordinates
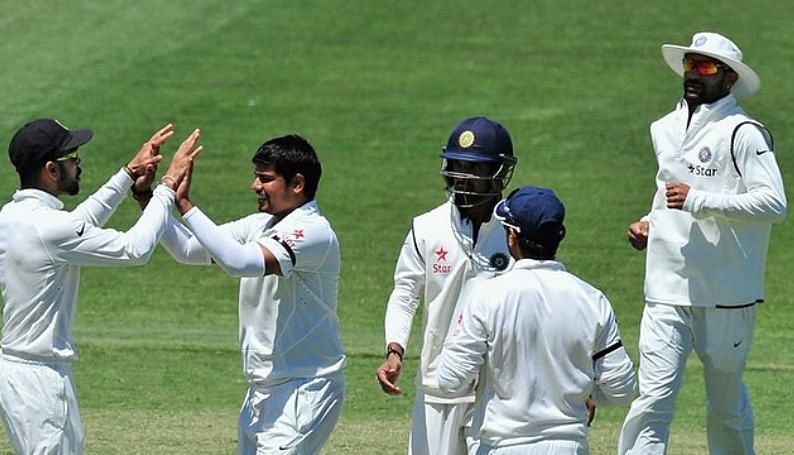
[2,1,794,453]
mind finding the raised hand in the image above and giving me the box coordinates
[162,129,203,190]
[175,159,196,215]
[126,124,174,181]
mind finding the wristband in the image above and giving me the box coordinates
[124,165,136,180]
[161,175,177,188]
[386,348,403,362]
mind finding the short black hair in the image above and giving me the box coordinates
[251,134,322,199]
[18,166,41,187]
[515,224,564,260]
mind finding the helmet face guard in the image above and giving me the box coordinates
[439,116,517,208]
[440,154,517,208]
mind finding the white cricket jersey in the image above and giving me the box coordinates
[163,200,345,387]
[436,259,635,448]
[0,170,175,360]
[645,95,787,307]
[384,199,512,402]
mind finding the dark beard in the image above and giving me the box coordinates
[56,165,80,195]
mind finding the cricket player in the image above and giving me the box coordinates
[158,134,344,455]
[375,117,517,454]
[618,32,787,454]
[436,186,636,454]
[0,119,202,454]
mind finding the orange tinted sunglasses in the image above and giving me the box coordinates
[682,57,729,76]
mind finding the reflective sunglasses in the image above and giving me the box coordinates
[682,57,729,76]
[56,149,80,163]
[496,189,523,233]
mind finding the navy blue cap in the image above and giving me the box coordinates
[8,119,93,173]
[495,185,565,241]
[440,116,513,162]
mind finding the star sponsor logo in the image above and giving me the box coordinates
[687,163,718,177]
[433,246,452,274]
[278,229,305,248]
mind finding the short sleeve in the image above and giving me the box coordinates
[259,221,333,278]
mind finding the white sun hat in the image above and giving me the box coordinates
[661,32,760,98]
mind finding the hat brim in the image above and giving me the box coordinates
[60,128,93,153]
[661,44,760,98]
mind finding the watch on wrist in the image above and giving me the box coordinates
[386,348,403,362]
[131,188,154,202]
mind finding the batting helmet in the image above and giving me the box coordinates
[440,117,517,207]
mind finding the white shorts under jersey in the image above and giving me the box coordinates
[645,95,786,307]
[437,259,636,448]
[162,200,345,387]
[384,199,513,402]
[0,170,175,359]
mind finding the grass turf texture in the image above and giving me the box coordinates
[2,0,794,453]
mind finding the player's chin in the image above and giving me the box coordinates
[256,199,268,212]
[66,184,80,196]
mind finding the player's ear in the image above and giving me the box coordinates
[290,173,305,194]
[506,227,517,248]
[725,70,739,90]
[44,161,60,181]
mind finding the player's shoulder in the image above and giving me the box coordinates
[239,211,272,225]
[564,272,615,316]
[276,206,336,245]
[412,201,452,232]
[37,208,87,243]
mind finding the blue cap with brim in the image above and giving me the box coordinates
[495,185,565,241]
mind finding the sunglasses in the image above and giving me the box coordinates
[498,193,523,233]
[682,57,729,76]
[56,149,80,163]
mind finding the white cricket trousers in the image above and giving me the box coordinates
[408,391,477,455]
[476,440,587,454]
[619,303,755,454]
[238,370,344,455]
[0,353,84,454]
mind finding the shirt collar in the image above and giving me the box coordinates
[265,199,319,230]
[678,93,737,122]
[512,257,566,272]
[449,198,500,233]
[12,188,64,210]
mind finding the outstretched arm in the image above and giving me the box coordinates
[72,124,173,225]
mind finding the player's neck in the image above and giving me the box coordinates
[459,198,497,227]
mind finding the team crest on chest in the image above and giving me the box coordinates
[433,246,452,274]
[698,147,712,163]
[490,252,509,271]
